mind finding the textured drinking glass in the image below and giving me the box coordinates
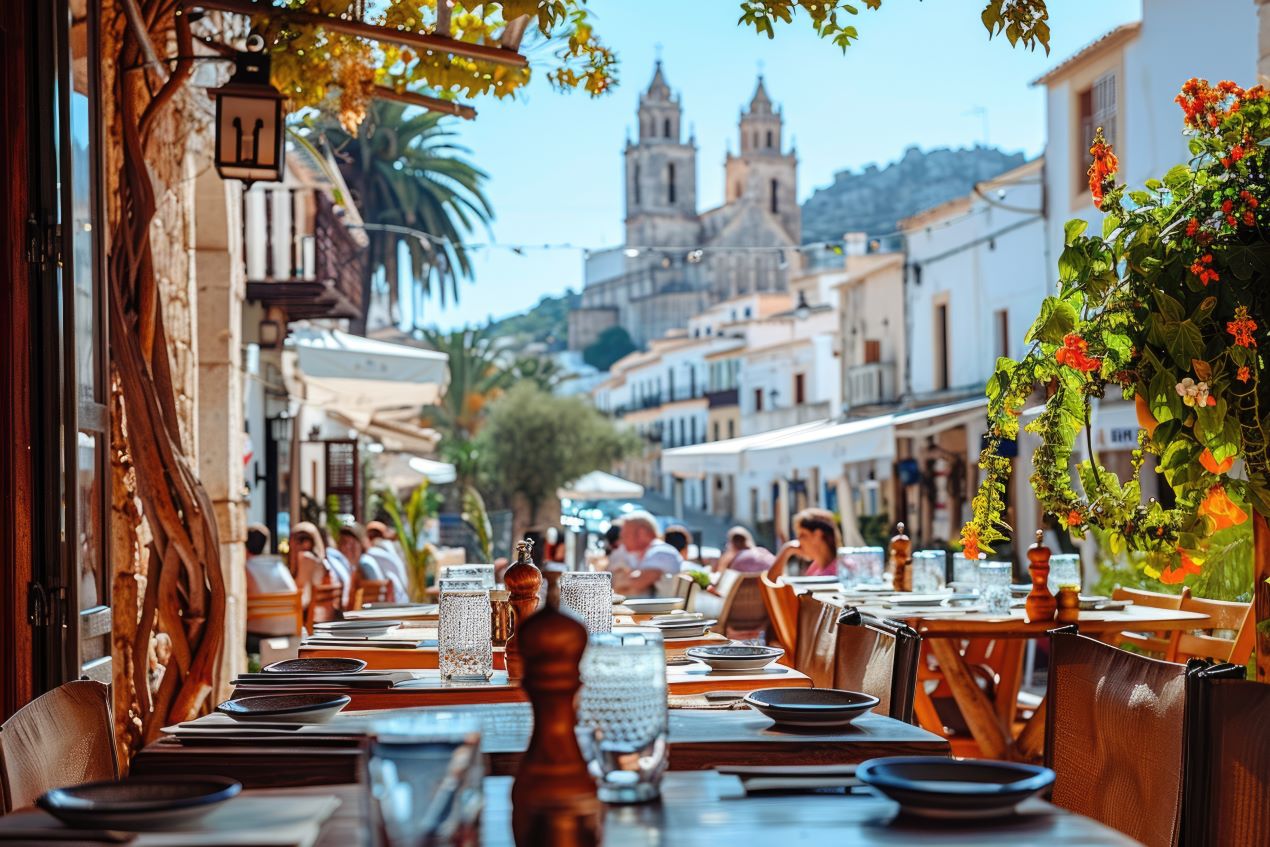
[911,550,947,593]
[953,552,984,586]
[438,589,493,681]
[978,562,1013,615]
[1048,554,1082,594]
[559,571,613,634]
[438,578,485,593]
[837,546,886,589]
[441,565,496,589]
[576,629,668,803]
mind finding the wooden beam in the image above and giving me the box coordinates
[500,15,531,51]
[373,86,476,120]
[183,0,529,68]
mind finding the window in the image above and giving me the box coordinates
[664,117,671,138]
[770,179,779,214]
[667,368,675,399]
[713,421,720,441]
[934,301,951,390]
[753,130,759,149]
[794,373,806,405]
[863,339,882,364]
[633,163,640,205]
[754,388,764,412]
[766,129,773,148]
[994,308,1010,359]
[667,163,676,204]
[728,419,736,438]
[689,418,697,444]
[744,306,753,318]
[1077,72,1117,195]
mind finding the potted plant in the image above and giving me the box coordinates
[962,80,1268,674]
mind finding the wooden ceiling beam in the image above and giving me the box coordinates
[373,86,476,120]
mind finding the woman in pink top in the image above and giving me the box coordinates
[768,508,843,579]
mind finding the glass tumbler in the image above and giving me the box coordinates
[559,571,613,634]
[438,589,493,681]
[978,562,1013,615]
[438,578,486,593]
[911,550,947,593]
[576,629,668,803]
[441,564,496,589]
[953,552,985,587]
[1048,554,1082,594]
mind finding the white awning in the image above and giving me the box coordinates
[374,452,457,489]
[661,420,831,479]
[290,328,449,425]
[744,415,897,475]
[557,470,645,501]
[892,396,988,438]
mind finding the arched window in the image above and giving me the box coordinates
[770,179,779,214]
[766,129,773,148]
[667,163,676,204]
[633,164,641,205]
[664,117,672,138]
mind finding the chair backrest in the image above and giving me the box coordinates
[352,578,393,611]
[305,582,344,630]
[713,571,768,639]
[0,680,117,813]
[1183,665,1269,846]
[834,608,921,723]
[759,571,799,654]
[793,594,839,687]
[672,572,698,612]
[1171,595,1253,666]
[1109,585,1188,656]
[245,590,304,637]
[1046,627,1189,847]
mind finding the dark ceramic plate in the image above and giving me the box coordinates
[312,619,402,631]
[685,645,784,671]
[744,688,879,727]
[37,777,241,830]
[262,657,367,675]
[216,692,351,724]
[857,756,1055,820]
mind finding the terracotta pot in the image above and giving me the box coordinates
[1135,393,1159,437]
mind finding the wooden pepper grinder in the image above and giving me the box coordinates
[890,522,912,592]
[503,538,542,682]
[1056,585,1081,624]
[511,570,600,847]
[1025,530,1057,623]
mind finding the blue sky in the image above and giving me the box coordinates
[412,0,1142,330]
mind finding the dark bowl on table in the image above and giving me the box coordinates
[216,692,351,724]
[744,688,879,728]
[857,756,1055,820]
[262,657,367,675]
[37,777,241,830]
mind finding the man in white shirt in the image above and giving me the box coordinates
[366,520,410,601]
[244,524,300,644]
[610,511,683,598]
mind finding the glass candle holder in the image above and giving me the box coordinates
[576,629,668,804]
[442,564,496,589]
[438,589,493,681]
[1048,554,1082,594]
[978,562,1013,615]
[953,552,985,587]
[911,550,948,593]
[559,571,613,634]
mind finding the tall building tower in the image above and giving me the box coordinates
[624,62,698,249]
[725,77,799,242]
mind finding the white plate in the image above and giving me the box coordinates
[622,597,686,614]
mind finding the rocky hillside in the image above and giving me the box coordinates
[801,145,1028,244]
[485,289,579,349]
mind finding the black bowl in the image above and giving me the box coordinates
[38,777,241,830]
[262,657,367,674]
[857,756,1055,820]
[216,692,351,724]
[744,688,879,727]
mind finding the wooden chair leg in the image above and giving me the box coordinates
[928,639,1014,761]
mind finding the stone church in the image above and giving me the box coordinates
[568,62,800,352]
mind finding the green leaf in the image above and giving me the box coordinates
[1064,218,1088,246]
[1162,164,1191,192]
[1153,289,1185,323]
[1026,297,1077,345]
[1102,213,1122,238]
[1163,320,1206,367]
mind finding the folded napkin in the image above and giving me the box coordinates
[230,670,416,689]
[668,692,748,710]
[717,764,860,794]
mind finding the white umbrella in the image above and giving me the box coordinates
[557,471,644,501]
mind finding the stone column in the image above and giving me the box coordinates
[193,164,247,693]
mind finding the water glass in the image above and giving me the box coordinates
[911,550,947,593]
[442,564,496,589]
[559,571,613,634]
[576,629,668,803]
[438,577,486,593]
[978,562,1013,615]
[438,589,493,681]
[1048,553,1082,594]
[837,546,886,589]
[953,552,984,587]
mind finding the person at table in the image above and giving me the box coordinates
[720,527,776,574]
[365,520,410,600]
[323,538,353,609]
[664,524,692,560]
[245,523,300,647]
[290,521,338,619]
[337,522,388,604]
[768,508,843,579]
[610,511,683,597]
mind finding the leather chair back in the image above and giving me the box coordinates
[834,608,920,723]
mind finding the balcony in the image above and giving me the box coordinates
[705,388,739,408]
[844,362,898,409]
[742,401,833,436]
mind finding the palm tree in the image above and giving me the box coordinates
[315,102,493,331]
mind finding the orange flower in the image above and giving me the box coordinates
[1066,509,1083,527]
[1199,449,1234,475]
[1055,333,1101,372]
[1087,127,1118,209]
[1190,253,1219,286]
[960,524,981,561]
[1198,485,1248,531]
[1227,305,1258,348]
[1162,548,1204,584]
[1238,366,1252,383]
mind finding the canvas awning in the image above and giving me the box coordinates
[374,451,458,489]
[744,415,897,475]
[557,471,645,501]
[290,328,449,426]
[892,396,989,439]
[661,420,831,479]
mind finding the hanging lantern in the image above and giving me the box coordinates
[211,49,285,185]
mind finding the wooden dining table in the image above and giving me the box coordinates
[810,588,1212,762]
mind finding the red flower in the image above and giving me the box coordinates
[1087,128,1118,209]
[1162,548,1204,584]
[960,524,981,561]
[1238,366,1252,383]
[1227,305,1258,348]
[1244,211,1256,226]
[1066,509,1083,527]
[1055,334,1101,372]
[1222,200,1234,213]
[1190,253,1220,286]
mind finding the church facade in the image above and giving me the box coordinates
[568,63,800,353]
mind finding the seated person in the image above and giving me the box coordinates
[718,526,775,573]
[290,521,338,623]
[769,508,844,579]
[337,522,388,606]
[609,511,683,598]
[245,524,299,647]
[366,520,410,601]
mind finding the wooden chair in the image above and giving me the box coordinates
[759,571,800,654]
[834,608,921,723]
[1046,626,1190,847]
[1182,662,1269,846]
[305,582,344,631]
[1105,585,1189,657]
[351,578,393,610]
[245,589,304,638]
[1169,595,1254,666]
[0,680,117,813]
[672,572,699,612]
[793,594,839,687]
[712,571,768,640]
